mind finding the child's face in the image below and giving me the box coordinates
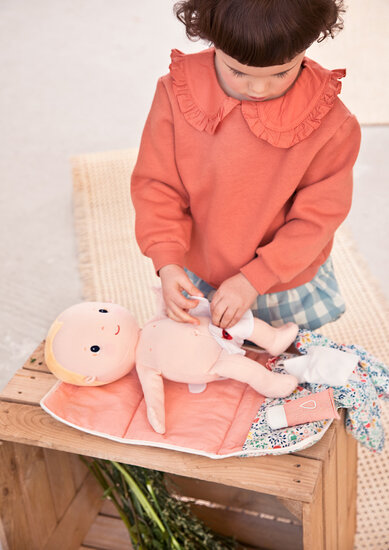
[214,49,306,102]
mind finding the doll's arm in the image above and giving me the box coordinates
[240,115,361,294]
[136,364,166,434]
[131,78,192,275]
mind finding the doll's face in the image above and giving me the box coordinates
[49,302,140,384]
[214,49,305,102]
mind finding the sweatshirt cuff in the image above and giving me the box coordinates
[145,242,186,274]
[240,256,280,295]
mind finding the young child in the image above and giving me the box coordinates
[131,0,361,332]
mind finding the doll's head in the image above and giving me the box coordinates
[45,302,140,386]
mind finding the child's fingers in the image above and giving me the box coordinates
[165,307,183,323]
[163,282,198,311]
[211,300,228,327]
[221,308,240,329]
[169,302,200,325]
[180,277,204,298]
[175,293,200,311]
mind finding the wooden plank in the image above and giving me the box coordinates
[21,341,50,373]
[321,420,338,550]
[346,434,358,547]
[14,443,58,547]
[1,368,56,405]
[0,441,58,549]
[100,500,302,550]
[190,502,302,550]
[100,499,120,517]
[0,402,320,502]
[166,474,302,524]
[43,472,103,550]
[277,497,303,523]
[0,517,10,550]
[302,470,324,550]
[83,515,133,550]
[165,475,303,547]
[336,416,357,550]
[68,452,89,490]
[43,448,77,521]
[293,420,336,461]
[336,413,349,549]
[0,442,32,550]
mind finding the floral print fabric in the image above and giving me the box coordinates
[243,330,389,455]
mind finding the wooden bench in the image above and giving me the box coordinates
[0,342,357,550]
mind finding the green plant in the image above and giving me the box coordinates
[82,457,238,550]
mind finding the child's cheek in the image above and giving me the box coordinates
[229,76,245,94]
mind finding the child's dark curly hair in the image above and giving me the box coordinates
[174,0,346,66]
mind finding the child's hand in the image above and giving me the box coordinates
[210,273,258,329]
[159,264,204,324]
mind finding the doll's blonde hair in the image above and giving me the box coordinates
[44,319,99,386]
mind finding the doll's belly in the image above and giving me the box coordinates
[137,317,222,384]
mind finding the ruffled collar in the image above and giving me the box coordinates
[169,48,345,148]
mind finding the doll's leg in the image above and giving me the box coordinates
[136,364,166,434]
[249,318,299,356]
[210,352,297,398]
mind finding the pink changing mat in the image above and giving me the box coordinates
[41,369,264,458]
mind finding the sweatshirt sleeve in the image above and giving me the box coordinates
[240,114,361,294]
[131,78,192,273]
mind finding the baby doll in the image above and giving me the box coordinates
[45,299,298,433]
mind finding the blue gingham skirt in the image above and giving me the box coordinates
[185,257,346,331]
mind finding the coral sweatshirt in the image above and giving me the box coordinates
[131,48,361,295]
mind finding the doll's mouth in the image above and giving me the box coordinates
[115,325,120,335]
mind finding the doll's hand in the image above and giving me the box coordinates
[159,264,203,325]
[210,273,258,329]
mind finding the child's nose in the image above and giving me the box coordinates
[249,84,267,96]
[250,80,267,97]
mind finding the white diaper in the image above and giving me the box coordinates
[190,296,254,355]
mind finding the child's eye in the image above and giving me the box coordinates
[230,68,244,78]
[275,71,288,79]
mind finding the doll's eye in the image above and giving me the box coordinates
[99,309,108,313]
[90,345,100,353]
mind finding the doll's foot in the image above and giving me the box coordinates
[267,323,299,356]
[259,370,298,398]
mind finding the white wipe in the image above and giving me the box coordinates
[282,346,359,386]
